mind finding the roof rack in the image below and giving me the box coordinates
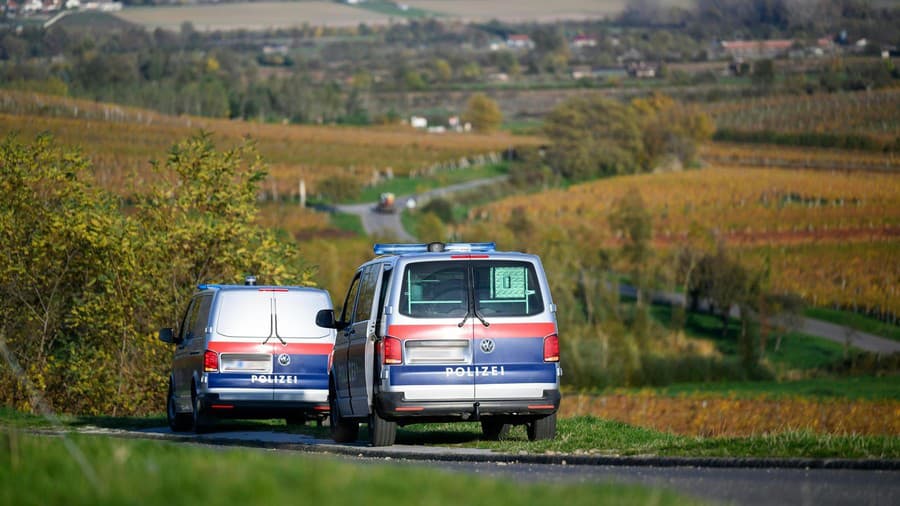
[374,242,496,256]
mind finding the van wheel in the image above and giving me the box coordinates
[329,385,359,443]
[480,418,511,440]
[191,387,214,434]
[526,413,556,441]
[167,382,191,432]
[369,409,396,447]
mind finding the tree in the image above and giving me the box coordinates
[462,93,503,133]
[416,213,447,243]
[543,94,643,180]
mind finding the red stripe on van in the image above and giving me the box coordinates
[387,322,555,340]
[207,342,333,355]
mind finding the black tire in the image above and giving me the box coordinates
[191,386,214,434]
[167,382,191,432]
[329,382,359,443]
[480,418,511,440]
[526,413,556,441]
[368,408,397,447]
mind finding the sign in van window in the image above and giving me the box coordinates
[475,262,543,317]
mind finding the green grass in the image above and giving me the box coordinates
[329,211,366,236]
[806,306,900,342]
[390,417,898,459]
[653,305,852,371]
[631,376,900,401]
[350,163,508,204]
[0,429,702,506]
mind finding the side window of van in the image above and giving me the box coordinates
[340,273,362,325]
[190,295,213,339]
[354,265,378,323]
[180,298,200,341]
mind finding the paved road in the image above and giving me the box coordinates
[633,286,900,355]
[334,176,508,240]
[90,426,900,506]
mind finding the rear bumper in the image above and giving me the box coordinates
[199,391,329,419]
[374,389,560,423]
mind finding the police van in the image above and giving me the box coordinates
[317,242,561,446]
[159,278,336,432]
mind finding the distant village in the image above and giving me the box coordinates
[3,0,122,15]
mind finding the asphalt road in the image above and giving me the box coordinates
[334,175,508,240]
[96,426,900,506]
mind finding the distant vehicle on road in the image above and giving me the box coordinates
[159,277,335,432]
[376,192,397,213]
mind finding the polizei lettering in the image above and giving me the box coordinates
[251,374,299,384]
[444,366,505,377]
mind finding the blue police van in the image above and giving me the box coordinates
[159,279,335,432]
[317,242,562,446]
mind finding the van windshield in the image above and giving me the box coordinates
[399,260,544,319]
[216,290,330,338]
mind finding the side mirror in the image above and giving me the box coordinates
[315,309,337,329]
[158,328,176,344]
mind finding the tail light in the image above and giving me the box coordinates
[204,350,219,372]
[543,334,559,362]
[383,336,402,364]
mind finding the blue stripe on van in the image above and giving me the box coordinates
[389,363,555,386]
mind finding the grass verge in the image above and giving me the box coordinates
[329,211,366,236]
[0,429,703,506]
[806,306,900,342]
[393,417,898,459]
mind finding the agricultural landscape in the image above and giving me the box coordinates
[1,0,899,504]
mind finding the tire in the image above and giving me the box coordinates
[526,413,556,441]
[480,418,511,441]
[191,386,214,434]
[167,382,191,432]
[368,408,397,447]
[329,382,359,443]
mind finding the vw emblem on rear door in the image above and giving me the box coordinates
[480,339,495,354]
[278,353,291,366]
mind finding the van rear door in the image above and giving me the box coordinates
[387,260,475,403]
[471,260,558,400]
[209,289,277,400]
[271,289,334,402]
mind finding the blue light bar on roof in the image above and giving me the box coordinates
[373,242,496,255]
[197,284,223,291]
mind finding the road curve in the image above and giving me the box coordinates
[334,176,509,240]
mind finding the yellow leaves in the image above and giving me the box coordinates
[560,393,900,437]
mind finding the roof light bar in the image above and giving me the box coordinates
[197,284,223,291]
[373,242,496,255]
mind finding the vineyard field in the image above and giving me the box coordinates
[464,166,900,318]
[0,90,538,197]
[704,88,900,151]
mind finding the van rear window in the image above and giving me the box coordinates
[399,260,543,319]
[216,291,330,338]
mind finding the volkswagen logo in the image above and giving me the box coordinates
[479,339,495,354]
[278,353,291,366]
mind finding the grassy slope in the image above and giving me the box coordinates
[0,430,701,506]
[641,375,900,401]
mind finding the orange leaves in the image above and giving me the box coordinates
[559,393,900,437]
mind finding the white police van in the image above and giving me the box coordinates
[317,242,561,446]
[159,278,335,432]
